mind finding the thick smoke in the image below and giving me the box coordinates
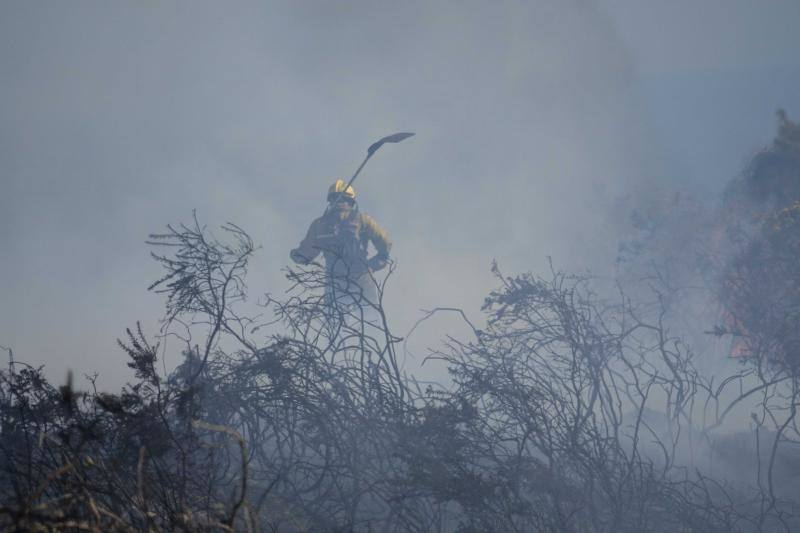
[1,1,653,387]
[2,2,800,531]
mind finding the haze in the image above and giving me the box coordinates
[1,0,799,389]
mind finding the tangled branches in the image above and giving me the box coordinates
[1,216,799,531]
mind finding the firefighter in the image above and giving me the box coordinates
[290,179,391,308]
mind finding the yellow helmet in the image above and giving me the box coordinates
[327,179,356,202]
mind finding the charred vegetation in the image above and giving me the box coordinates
[3,118,800,532]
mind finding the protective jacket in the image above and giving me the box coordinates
[290,208,392,280]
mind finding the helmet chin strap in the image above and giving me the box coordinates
[328,200,358,221]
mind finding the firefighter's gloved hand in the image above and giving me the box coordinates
[367,254,389,272]
[290,248,311,265]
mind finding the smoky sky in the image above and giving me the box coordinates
[1,0,799,389]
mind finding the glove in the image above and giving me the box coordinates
[367,254,389,272]
[290,248,311,265]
